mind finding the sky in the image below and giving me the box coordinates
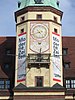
[0,0,75,36]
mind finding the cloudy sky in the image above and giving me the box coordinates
[60,0,75,36]
[0,0,75,36]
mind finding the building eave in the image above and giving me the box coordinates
[15,6,63,23]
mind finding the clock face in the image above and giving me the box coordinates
[30,23,49,53]
[31,24,48,40]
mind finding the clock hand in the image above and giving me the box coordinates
[37,30,43,34]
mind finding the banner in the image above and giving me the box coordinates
[52,32,61,82]
[17,32,26,82]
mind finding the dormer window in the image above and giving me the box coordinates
[5,48,12,55]
[64,62,70,68]
[57,0,59,7]
[18,1,21,8]
[62,48,68,55]
[34,0,43,4]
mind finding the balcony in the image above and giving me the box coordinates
[28,53,50,68]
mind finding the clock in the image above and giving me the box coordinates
[31,24,48,40]
[30,23,49,53]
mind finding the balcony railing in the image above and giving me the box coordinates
[28,53,50,68]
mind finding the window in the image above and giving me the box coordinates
[57,1,59,7]
[5,49,11,55]
[37,14,42,20]
[66,79,75,88]
[54,28,57,33]
[54,16,57,22]
[20,28,24,33]
[34,0,43,4]
[18,1,21,8]
[71,80,75,88]
[0,79,10,89]
[5,80,10,89]
[62,48,68,55]
[35,76,43,87]
[66,80,70,88]
[20,16,25,22]
[4,63,10,69]
[64,62,70,68]
[0,80,4,89]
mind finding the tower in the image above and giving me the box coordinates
[14,0,65,100]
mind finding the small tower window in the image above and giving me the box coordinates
[54,16,57,22]
[35,76,43,87]
[20,28,24,33]
[54,28,58,33]
[37,14,42,20]
[20,16,25,22]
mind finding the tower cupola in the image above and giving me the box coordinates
[18,0,60,10]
